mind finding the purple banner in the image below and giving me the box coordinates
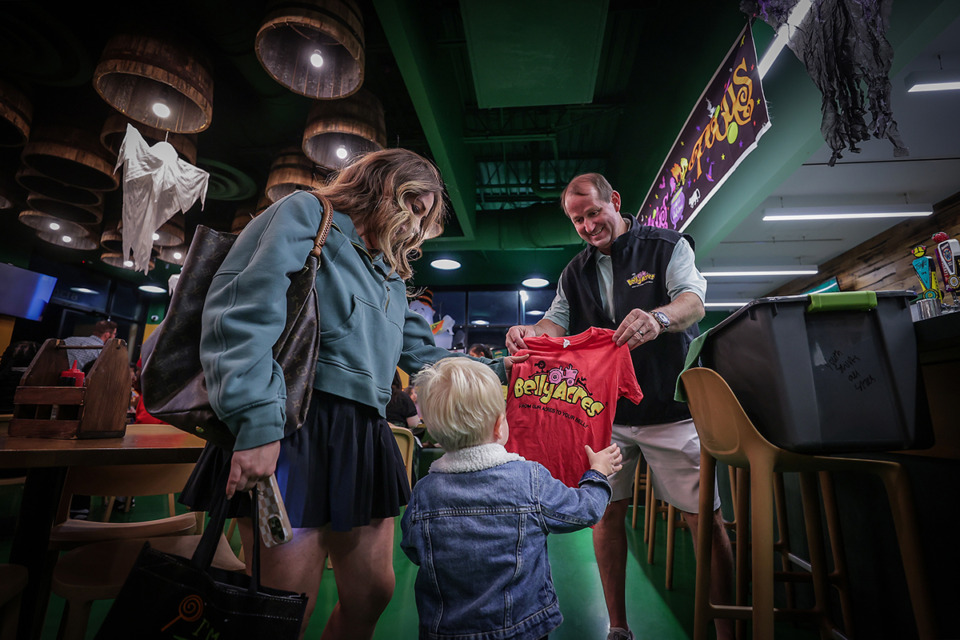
[639,24,770,231]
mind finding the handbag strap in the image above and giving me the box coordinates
[191,470,262,594]
[307,191,335,259]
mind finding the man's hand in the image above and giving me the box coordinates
[613,309,662,350]
[585,443,623,477]
[226,441,281,499]
[505,324,539,354]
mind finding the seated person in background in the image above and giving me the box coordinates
[386,371,421,436]
[467,343,493,359]
[64,319,117,371]
[401,357,622,640]
[0,340,39,414]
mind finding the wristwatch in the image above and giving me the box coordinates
[651,310,671,331]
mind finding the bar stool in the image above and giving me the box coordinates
[680,367,935,640]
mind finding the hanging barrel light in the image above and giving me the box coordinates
[100,113,198,164]
[100,223,123,253]
[102,251,155,272]
[231,204,257,233]
[26,193,103,225]
[255,0,365,99]
[93,32,213,134]
[264,148,327,203]
[119,212,185,247]
[18,209,93,240]
[21,125,118,192]
[159,243,188,265]
[0,79,32,147]
[36,229,98,251]
[302,88,385,171]
[15,166,103,207]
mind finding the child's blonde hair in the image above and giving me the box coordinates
[414,357,504,451]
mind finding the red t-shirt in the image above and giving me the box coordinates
[505,327,643,486]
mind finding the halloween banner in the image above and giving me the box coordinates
[639,23,770,232]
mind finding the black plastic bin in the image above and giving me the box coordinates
[701,290,932,454]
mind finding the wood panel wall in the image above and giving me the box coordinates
[769,190,960,296]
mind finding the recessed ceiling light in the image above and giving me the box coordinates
[522,277,549,288]
[310,50,324,68]
[70,287,98,295]
[431,258,461,270]
[702,269,818,277]
[139,285,167,294]
[526,310,544,316]
[152,102,171,118]
[471,319,489,326]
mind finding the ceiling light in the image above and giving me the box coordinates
[173,251,183,260]
[763,205,932,221]
[526,310,544,316]
[139,284,167,294]
[49,222,60,230]
[905,69,960,93]
[522,277,549,288]
[757,0,813,79]
[431,258,461,270]
[152,232,160,241]
[704,301,750,309]
[70,287,99,295]
[335,145,348,159]
[471,319,489,326]
[309,50,324,68]
[519,290,529,303]
[123,259,134,268]
[152,102,171,118]
[702,268,818,277]
[62,235,72,243]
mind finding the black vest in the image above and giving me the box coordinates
[560,216,699,425]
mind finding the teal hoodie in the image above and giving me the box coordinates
[200,191,504,451]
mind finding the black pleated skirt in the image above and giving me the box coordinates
[180,391,410,531]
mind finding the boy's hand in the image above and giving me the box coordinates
[585,443,623,477]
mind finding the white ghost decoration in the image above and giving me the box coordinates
[115,124,209,273]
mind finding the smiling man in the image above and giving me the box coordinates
[505,173,734,640]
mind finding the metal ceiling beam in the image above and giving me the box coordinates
[373,0,477,240]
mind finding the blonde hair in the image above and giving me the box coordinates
[317,148,447,280]
[414,358,505,451]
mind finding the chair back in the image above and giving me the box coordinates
[680,367,783,468]
[391,425,416,487]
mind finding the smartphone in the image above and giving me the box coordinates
[256,474,293,547]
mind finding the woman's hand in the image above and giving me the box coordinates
[226,441,281,499]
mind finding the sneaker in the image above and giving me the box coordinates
[607,628,634,640]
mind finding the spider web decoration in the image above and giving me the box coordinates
[742,0,908,165]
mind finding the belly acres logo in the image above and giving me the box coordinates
[626,271,655,288]
[512,363,604,428]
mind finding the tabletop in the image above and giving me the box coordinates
[0,422,207,468]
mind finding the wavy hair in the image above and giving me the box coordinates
[317,148,447,280]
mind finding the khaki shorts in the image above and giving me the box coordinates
[606,418,720,514]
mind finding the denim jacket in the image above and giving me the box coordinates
[400,444,611,640]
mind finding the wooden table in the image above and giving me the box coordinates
[0,423,206,640]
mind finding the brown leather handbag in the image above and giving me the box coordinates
[141,193,334,447]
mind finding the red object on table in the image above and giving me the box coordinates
[58,360,85,387]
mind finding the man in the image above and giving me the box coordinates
[64,319,117,372]
[505,174,734,640]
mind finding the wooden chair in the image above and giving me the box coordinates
[47,462,242,640]
[680,367,936,640]
[0,565,28,640]
[48,464,201,549]
[391,425,416,487]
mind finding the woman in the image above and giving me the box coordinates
[181,149,523,639]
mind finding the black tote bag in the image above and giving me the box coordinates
[141,192,333,446]
[94,484,307,640]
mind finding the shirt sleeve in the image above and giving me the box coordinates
[200,194,321,451]
[665,237,707,302]
[541,279,571,332]
[537,465,611,533]
[616,344,643,405]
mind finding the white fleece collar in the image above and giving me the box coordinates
[431,443,524,474]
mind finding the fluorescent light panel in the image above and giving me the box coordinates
[757,0,813,79]
[763,204,932,221]
[702,268,818,277]
[905,70,960,93]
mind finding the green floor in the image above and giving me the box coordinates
[0,482,820,640]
